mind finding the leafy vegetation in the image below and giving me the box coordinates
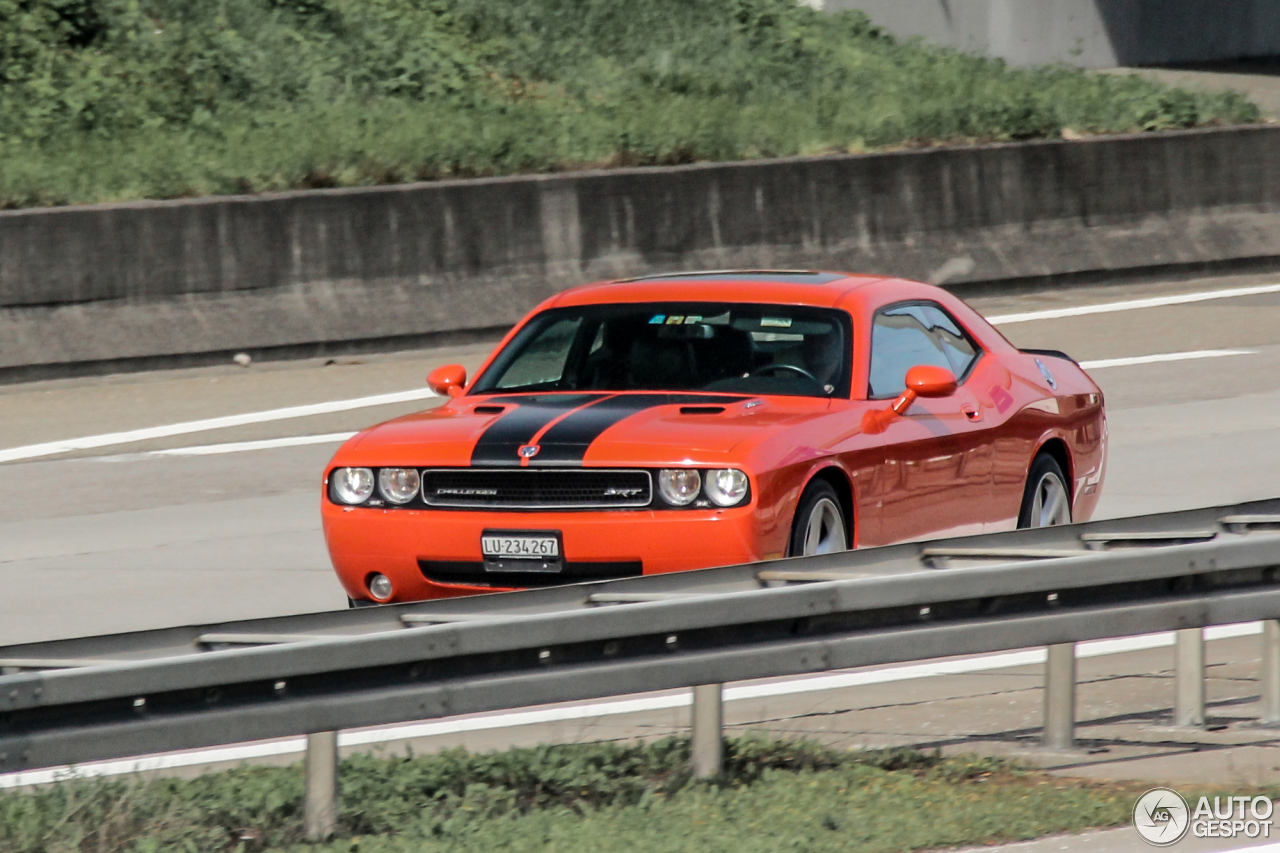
[0,0,1262,208]
[0,735,1184,852]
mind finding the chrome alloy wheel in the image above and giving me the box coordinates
[802,497,847,555]
[1028,470,1072,528]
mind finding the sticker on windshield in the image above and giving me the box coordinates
[665,316,685,325]
[649,315,666,324]
[683,315,702,324]
[760,317,793,328]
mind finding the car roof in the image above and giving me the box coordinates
[550,270,887,309]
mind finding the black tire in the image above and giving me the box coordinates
[788,479,850,557]
[1017,454,1072,529]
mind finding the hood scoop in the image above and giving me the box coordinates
[473,405,507,415]
[679,405,726,415]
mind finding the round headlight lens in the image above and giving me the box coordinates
[658,469,701,506]
[705,469,749,507]
[378,468,421,504]
[368,573,393,601]
[331,467,375,505]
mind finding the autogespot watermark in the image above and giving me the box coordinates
[1133,787,1275,845]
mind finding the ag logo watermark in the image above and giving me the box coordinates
[1134,787,1275,845]
[1134,788,1190,846]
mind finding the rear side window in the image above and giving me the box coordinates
[922,305,978,377]
[868,303,981,399]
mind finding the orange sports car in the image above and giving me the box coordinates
[323,271,1106,605]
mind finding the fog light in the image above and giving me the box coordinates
[331,467,375,505]
[658,469,701,506]
[368,573,393,601]
[705,469,749,507]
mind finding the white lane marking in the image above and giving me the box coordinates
[107,349,1252,459]
[8,278,1272,466]
[0,622,1259,789]
[1078,349,1255,370]
[148,432,358,457]
[988,282,1280,325]
[0,389,434,464]
[2,284,1272,464]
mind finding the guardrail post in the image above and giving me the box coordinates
[1175,628,1205,727]
[1042,643,1076,750]
[1262,620,1280,725]
[691,683,723,778]
[304,731,339,841]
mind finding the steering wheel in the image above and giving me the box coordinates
[749,363,818,382]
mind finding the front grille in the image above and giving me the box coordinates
[421,469,652,510]
[419,559,643,588]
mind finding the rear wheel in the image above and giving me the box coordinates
[788,480,849,557]
[1017,454,1072,529]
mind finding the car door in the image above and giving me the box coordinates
[865,302,994,544]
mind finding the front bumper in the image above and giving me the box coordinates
[322,502,766,603]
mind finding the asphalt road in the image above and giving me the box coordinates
[5,271,1280,644]
[6,270,1280,819]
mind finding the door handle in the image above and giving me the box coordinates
[961,404,982,422]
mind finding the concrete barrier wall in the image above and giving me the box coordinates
[4,125,1280,378]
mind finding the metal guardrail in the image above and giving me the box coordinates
[5,498,1280,838]
[10,499,1280,667]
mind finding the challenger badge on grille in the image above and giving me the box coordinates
[519,444,540,458]
[421,469,652,509]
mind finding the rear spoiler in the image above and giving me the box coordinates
[1020,348,1077,365]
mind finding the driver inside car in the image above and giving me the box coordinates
[801,327,843,393]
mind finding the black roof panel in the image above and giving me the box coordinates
[616,270,850,285]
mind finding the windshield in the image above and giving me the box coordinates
[471,303,852,398]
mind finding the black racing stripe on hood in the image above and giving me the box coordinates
[470,394,606,466]
[531,393,747,466]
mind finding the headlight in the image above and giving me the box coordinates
[658,469,701,506]
[705,469,749,507]
[378,468,421,504]
[330,467,374,505]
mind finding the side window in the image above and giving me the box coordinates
[868,306,951,398]
[921,305,979,378]
[493,317,582,389]
[867,303,981,398]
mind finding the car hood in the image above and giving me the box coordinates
[335,392,835,468]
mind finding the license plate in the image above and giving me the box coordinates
[481,533,560,559]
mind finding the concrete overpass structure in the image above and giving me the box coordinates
[823,0,1280,68]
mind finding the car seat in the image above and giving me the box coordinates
[628,333,698,389]
[692,325,755,384]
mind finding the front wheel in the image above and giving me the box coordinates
[1017,454,1072,529]
[788,480,849,556]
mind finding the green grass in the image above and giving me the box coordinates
[0,735,1234,853]
[300,762,1135,853]
[0,0,1262,209]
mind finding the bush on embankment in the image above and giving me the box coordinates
[0,0,1262,208]
[0,736,1169,852]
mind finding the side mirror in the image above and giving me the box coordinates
[862,365,959,434]
[906,364,958,398]
[427,364,468,397]
[890,364,957,415]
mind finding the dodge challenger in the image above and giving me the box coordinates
[323,271,1105,605]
